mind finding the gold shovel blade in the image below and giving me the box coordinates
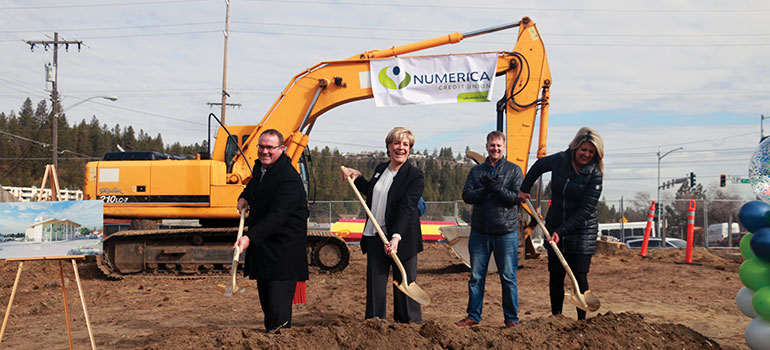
[566,290,600,312]
[217,284,246,297]
[393,281,431,306]
[217,283,246,297]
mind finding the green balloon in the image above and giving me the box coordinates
[754,286,770,321]
[741,233,757,260]
[740,258,770,291]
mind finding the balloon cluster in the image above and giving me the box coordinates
[749,137,770,203]
[737,200,770,349]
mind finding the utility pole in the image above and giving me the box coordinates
[26,33,83,169]
[208,0,241,123]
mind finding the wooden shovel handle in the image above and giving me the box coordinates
[524,198,587,306]
[232,210,246,291]
[343,170,410,284]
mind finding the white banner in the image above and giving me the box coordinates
[369,53,497,107]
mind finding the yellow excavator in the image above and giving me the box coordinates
[83,16,551,277]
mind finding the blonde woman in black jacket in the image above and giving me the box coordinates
[518,127,604,320]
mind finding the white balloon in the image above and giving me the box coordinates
[738,287,761,319]
[746,317,770,350]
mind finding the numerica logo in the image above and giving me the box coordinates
[378,65,493,90]
[378,66,411,90]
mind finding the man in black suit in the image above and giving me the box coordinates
[235,129,308,332]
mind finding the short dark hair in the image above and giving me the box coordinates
[260,129,284,145]
[486,130,505,143]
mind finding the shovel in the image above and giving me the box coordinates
[218,210,247,296]
[343,170,431,306]
[524,198,600,312]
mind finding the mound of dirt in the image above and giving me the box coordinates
[141,312,718,350]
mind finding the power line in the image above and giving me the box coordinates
[5,20,770,40]
[242,0,770,13]
[60,30,220,40]
[611,131,758,152]
[0,1,207,10]
[1,0,766,13]
[90,100,207,126]
[0,128,97,159]
[0,21,221,34]
[224,29,770,47]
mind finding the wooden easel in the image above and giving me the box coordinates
[1,165,97,349]
[0,256,96,350]
[37,164,61,202]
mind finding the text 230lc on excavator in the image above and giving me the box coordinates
[83,16,552,278]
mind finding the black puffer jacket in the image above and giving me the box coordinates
[520,149,603,255]
[463,158,523,235]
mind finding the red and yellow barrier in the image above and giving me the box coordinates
[331,219,453,242]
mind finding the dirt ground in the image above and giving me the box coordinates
[0,243,750,349]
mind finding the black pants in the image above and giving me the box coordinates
[362,236,422,323]
[546,246,592,320]
[256,279,297,332]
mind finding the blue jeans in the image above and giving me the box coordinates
[466,229,519,323]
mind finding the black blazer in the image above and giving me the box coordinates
[239,154,309,281]
[354,160,424,260]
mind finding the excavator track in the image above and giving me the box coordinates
[97,227,350,279]
[307,230,350,273]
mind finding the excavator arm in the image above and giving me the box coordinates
[223,16,550,184]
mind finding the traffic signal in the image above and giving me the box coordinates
[689,172,696,187]
[720,174,726,187]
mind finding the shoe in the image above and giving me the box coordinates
[505,320,518,328]
[455,317,479,327]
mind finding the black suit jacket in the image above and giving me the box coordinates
[354,160,424,260]
[239,154,309,281]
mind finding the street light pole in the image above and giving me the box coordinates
[53,95,118,168]
[656,146,683,237]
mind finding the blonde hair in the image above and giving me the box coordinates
[568,127,604,174]
[385,127,415,156]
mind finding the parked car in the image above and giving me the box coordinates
[717,232,749,247]
[626,237,687,249]
[620,235,650,243]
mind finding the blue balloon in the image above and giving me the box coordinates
[739,201,770,233]
[752,228,770,262]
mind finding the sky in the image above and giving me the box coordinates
[0,200,103,233]
[0,0,768,204]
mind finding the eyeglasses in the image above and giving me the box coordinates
[258,144,282,151]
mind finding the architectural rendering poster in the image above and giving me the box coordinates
[0,200,103,259]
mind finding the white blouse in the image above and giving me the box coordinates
[362,168,397,237]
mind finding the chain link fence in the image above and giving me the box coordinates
[310,199,747,249]
[307,201,466,230]
[601,199,745,249]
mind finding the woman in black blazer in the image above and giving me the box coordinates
[341,127,424,323]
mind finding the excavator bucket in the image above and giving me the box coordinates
[438,225,498,273]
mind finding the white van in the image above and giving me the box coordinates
[706,223,740,244]
[598,222,648,241]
